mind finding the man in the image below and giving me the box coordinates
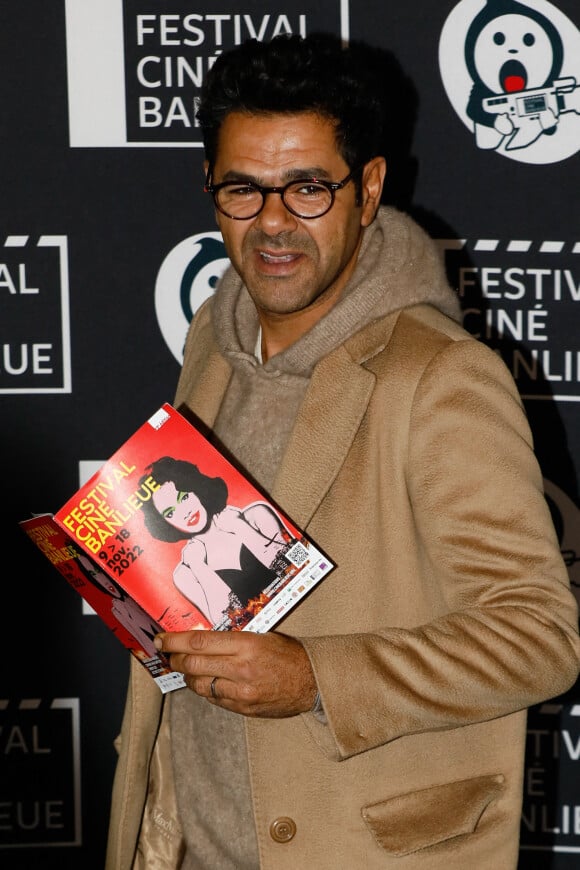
[106,33,580,869]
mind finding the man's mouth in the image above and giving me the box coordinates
[259,250,298,263]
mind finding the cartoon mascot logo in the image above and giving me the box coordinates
[155,232,229,363]
[439,0,580,163]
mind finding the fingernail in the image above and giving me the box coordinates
[153,635,163,650]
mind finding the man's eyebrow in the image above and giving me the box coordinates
[219,167,332,184]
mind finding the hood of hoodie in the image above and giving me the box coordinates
[211,205,460,379]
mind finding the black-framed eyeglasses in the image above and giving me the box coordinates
[204,168,359,220]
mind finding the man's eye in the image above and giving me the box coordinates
[294,183,327,197]
[227,184,257,197]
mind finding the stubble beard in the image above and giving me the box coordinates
[240,229,322,316]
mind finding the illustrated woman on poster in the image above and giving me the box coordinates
[140,456,295,625]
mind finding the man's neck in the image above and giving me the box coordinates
[257,292,345,362]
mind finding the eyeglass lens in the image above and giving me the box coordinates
[216,181,334,219]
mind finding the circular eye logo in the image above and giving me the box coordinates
[439,0,580,164]
[154,232,229,363]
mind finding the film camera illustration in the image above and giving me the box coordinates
[483,77,580,150]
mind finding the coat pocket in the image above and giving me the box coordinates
[362,773,505,857]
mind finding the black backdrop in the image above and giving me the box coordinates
[2,2,579,867]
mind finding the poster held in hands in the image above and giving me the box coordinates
[20,513,185,693]
[20,404,334,692]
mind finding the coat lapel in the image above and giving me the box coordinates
[175,349,232,429]
[273,345,375,529]
[177,311,397,531]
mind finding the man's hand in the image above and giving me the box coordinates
[154,629,318,718]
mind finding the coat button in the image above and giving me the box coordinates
[269,817,297,843]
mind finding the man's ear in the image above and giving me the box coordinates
[360,157,387,227]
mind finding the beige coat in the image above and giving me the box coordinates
[107,303,580,869]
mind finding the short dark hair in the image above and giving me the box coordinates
[197,33,387,178]
[141,456,228,543]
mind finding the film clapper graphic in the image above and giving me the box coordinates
[521,702,580,854]
[438,236,580,402]
[0,235,71,395]
[0,698,81,848]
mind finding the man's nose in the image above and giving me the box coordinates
[254,190,298,232]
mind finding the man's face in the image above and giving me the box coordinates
[209,111,382,326]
